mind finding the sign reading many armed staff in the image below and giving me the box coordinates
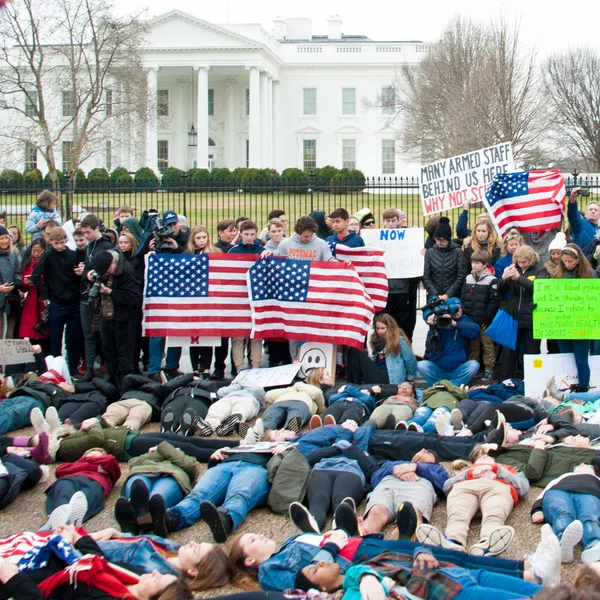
[419,142,515,216]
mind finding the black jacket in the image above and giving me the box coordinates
[215,238,232,253]
[461,270,500,325]
[497,262,547,328]
[32,247,81,303]
[82,235,114,294]
[103,255,142,324]
[423,242,467,299]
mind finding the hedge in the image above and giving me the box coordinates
[134,167,158,189]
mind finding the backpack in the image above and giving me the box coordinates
[266,446,312,514]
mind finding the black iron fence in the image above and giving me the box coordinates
[1,173,598,241]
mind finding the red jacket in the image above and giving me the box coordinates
[51,455,121,497]
[19,258,47,339]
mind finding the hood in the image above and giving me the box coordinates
[308,211,331,240]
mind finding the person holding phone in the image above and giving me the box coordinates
[0,226,21,340]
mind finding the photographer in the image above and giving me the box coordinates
[89,250,142,391]
[417,297,480,387]
[147,210,189,255]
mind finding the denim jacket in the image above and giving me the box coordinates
[385,338,418,384]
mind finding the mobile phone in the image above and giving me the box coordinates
[578,189,590,197]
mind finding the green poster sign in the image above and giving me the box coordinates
[533,279,600,339]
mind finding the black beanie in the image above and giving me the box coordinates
[294,569,315,591]
[0,226,9,237]
[433,216,452,241]
[92,250,115,275]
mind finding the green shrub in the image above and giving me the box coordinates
[209,168,232,188]
[330,173,346,195]
[161,167,185,188]
[0,169,24,189]
[109,167,129,188]
[281,168,309,194]
[230,168,249,187]
[115,173,134,189]
[87,168,110,188]
[315,165,339,192]
[134,167,158,189]
[349,169,366,190]
[74,169,87,190]
[187,168,210,189]
[23,168,43,189]
[42,170,64,189]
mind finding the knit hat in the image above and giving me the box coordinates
[92,250,115,275]
[0,226,9,236]
[548,232,567,252]
[433,216,452,241]
[294,569,315,591]
[355,207,375,226]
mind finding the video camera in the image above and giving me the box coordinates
[146,211,175,252]
[419,296,462,330]
[88,270,105,299]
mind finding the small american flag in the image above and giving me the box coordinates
[248,257,375,349]
[484,170,566,236]
[334,244,389,312]
[143,253,257,338]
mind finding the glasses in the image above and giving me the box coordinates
[363,220,376,227]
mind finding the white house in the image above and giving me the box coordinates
[2,11,431,177]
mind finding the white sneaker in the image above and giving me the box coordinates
[456,427,473,437]
[450,408,463,430]
[416,524,465,552]
[30,407,49,435]
[253,418,264,440]
[435,412,453,436]
[582,541,600,564]
[560,520,583,563]
[45,407,62,434]
[527,525,561,586]
[68,491,88,527]
[470,525,514,556]
[39,504,71,532]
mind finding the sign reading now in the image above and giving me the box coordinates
[360,228,424,279]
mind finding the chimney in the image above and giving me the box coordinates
[327,16,342,40]
[285,18,313,40]
[273,18,285,39]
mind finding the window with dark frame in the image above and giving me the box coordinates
[157,140,169,172]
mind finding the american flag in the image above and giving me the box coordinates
[248,257,375,349]
[142,253,257,338]
[484,170,566,236]
[334,244,389,312]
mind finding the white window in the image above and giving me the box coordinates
[342,88,356,115]
[208,89,214,116]
[303,139,316,170]
[303,88,317,115]
[105,140,112,171]
[62,91,75,117]
[381,86,395,115]
[25,142,37,171]
[382,139,395,174]
[25,91,37,117]
[157,89,169,116]
[342,139,356,170]
[62,140,73,173]
[157,140,168,172]
[245,88,250,115]
[105,90,113,116]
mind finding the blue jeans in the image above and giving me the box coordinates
[0,396,44,436]
[417,359,480,387]
[169,461,269,530]
[148,337,182,375]
[262,401,311,431]
[124,475,184,509]
[442,567,541,600]
[542,489,600,549]
[558,339,592,388]
[408,406,450,433]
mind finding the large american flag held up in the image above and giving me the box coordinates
[142,253,257,338]
[248,257,375,349]
[334,244,389,312]
[484,169,566,236]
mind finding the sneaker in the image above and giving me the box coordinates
[149,495,178,538]
[450,408,463,430]
[416,524,465,552]
[340,496,357,513]
[481,370,493,381]
[78,369,95,383]
[289,501,320,534]
[287,416,302,433]
[115,497,137,535]
[456,427,474,437]
[40,504,71,532]
[435,411,453,436]
[216,413,243,436]
[163,368,183,380]
[324,414,336,426]
[490,409,506,431]
[180,409,203,437]
[68,491,88,527]
[130,479,152,532]
[395,421,408,431]
[486,422,507,447]
[332,502,359,536]
[470,525,514,556]
[546,375,566,402]
[559,520,583,563]
[527,525,561,586]
[253,418,264,439]
[160,410,177,434]
[30,407,49,435]
[194,417,214,437]
[236,421,251,439]
[38,465,51,483]
[582,542,600,564]
[201,500,234,543]
[396,502,421,540]
[310,415,323,430]
[407,422,423,432]
[45,407,62,434]
[78,361,87,376]
[211,370,225,380]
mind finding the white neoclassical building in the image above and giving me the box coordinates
[2,11,431,177]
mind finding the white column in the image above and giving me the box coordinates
[260,71,268,168]
[195,65,210,169]
[266,75,273,167]
[247,66,261,168]
[223,78,236,169]
[177,79,188,170]
[145,67,159,174]
[118,82,128,168]
[272,79,280,172]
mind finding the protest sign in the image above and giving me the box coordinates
[167,336,221,348]
[360,228,424,278]
[0,339,34,365]
[234,363,301,388]
[533,279,600,339]
[298,342,336,379]
[419,142,515,216]
[524,353,600,398]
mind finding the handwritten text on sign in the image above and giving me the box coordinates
[0,339,34,365]
[419,143,515,216]
[533,279,600,339]
[360,228,424,279]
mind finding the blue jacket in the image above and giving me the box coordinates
[386,338,418,384]
[326,231,365,255]
[228,240,263,254]
[568,200,598,250]
[494,254,513,280]
[295,424,374,457]
[25,205,62,234]
[327,385,376,415]
[424,315,480,371]
[467,379,524,403]
[371,460,449,497]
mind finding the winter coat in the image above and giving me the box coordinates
[228,240,263,254]
[19,256,47,339]
[266,446,312,514]
[568,199,598,250]
[423,242,468,299]
[494,254,514,280]
[56,423,133,462]
[32,247,81,304]
[423,315,480,371]
[308,211,331,240]
[217,380,267,409]
[461,270,500,326]
[265,382,325,415]
[422,380,467,410]
[0,250,21,314]
[371,460,449,497]
[7,379,68,411]
[295,424,374,457]
[25,205,62,234]
[326,231,365,255]
[161,377,217,412]
[327,385,377,415]
[53,454,121,497]
[385,339,418,384]
[125,441,198,494]
[100,254,142,324]
[497,262,547,329]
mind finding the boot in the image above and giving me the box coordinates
[78,369,95,383]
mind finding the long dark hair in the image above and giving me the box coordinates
[23,239,47,270]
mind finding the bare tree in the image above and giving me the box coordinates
[0,0,147,184]
[393,15,543,163]
[544,46,600,171]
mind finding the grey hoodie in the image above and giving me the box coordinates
[275,233,334,261]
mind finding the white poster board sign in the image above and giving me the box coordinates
[524,353,600,398]
[234,364,301,388]
[360,228,424,278]
[298,342,336,379]
[419,143,515,216]
[0,339,34,365]
[167,336,221,348]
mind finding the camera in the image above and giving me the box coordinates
[88,270,104,299]
[150,214,175,252]
[577,189,590,197]
[33,306,49,336]
[419,296,462,330]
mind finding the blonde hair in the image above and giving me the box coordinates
[306,368,325,387]
[500,231,523,257]
[187,225,218,254]
[227,535,262,591]
[512,244,539,266]
[471,219,500,257]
